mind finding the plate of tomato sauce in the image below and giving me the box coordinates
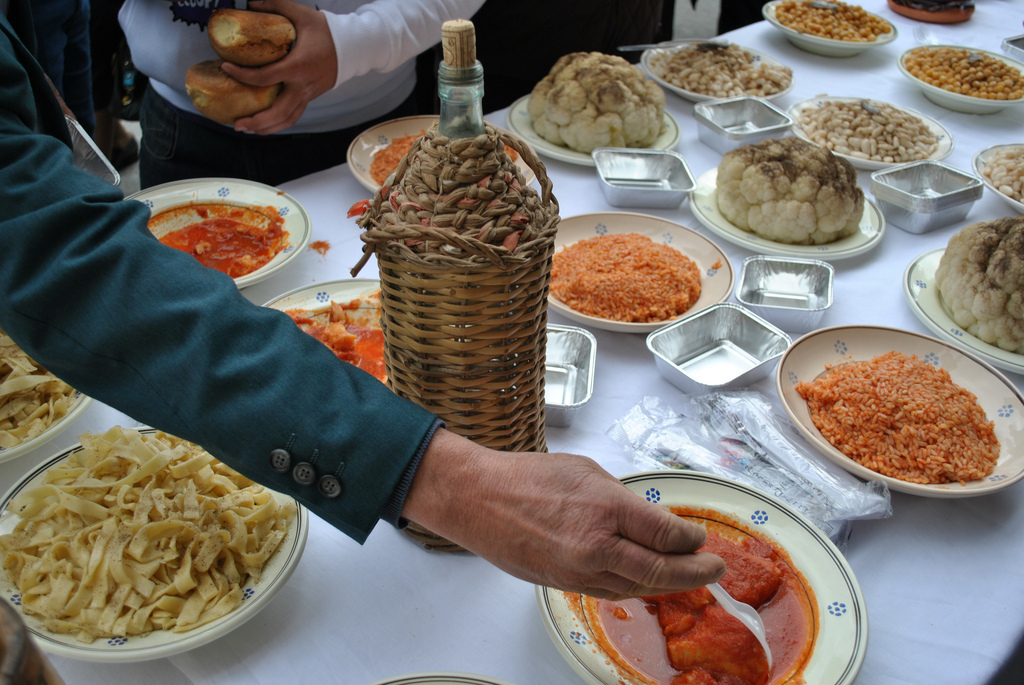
[263,278,386,384]
[128,178,312,289]
[346,115,537,193]
[537,470,867,685]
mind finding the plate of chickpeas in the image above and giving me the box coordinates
[899,45,1024,115]
[762,0,896,57]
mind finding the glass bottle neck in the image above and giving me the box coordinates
[438,61,485,139]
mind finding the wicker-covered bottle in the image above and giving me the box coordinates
[351,20,560,550]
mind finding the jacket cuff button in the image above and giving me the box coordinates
[269,449,292,473]
[317,475,343,498]
[292,462,317,486]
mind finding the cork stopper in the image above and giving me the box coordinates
[441,19,476,69]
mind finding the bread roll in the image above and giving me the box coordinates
[208,9,296,67]
[185,60,281,124]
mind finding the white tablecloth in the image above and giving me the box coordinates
[6,3,1024,683]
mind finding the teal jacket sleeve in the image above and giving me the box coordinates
[0,15,439,544]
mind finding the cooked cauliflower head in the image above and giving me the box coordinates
[716,137,864,245]
[527,52,666,153]
[935,216,1024,354]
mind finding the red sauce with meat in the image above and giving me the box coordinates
[285,296,386,382]
[583,509,816,685]
[154,204,287,278]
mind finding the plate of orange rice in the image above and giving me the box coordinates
[776,325,1024,497]
[346,115,537,192]
[549,212,734,334]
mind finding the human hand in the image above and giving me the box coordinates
[220,0,338,135]
[402,429,727,600]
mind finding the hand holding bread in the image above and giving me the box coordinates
[185,0,337,134]
[186,6,295,125]
[186,60,283,125]
[216,0,339,135]
[208,9,297,66]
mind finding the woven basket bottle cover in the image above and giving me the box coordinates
[352,20,560,550]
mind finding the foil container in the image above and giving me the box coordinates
[735,256,834,332]
[545,325,597,427]
[693,96,793,155]
[1004,34,1024,62]
[592,148,695,208]
[870,160,983,234]
[646,303,791,394]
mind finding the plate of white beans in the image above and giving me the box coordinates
[972,144,1024,215]
[642,40,794,102]
[788,96,954,171]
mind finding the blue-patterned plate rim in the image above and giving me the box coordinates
[0,427,309,662]
[776,324,1024,497]
[261,277,381,311]
[536,469,866,685]
[904,248,1024,376]
[125,177,313,290]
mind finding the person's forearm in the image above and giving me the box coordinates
[401,428,727,598]
[321,0,486,87]
[0,34,438,541]
[400,427,493,536]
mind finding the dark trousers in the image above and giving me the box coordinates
[139,88,419,189]
[31,0,95,135]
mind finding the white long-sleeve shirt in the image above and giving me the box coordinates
[119,0,485,134]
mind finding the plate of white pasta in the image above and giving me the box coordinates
[0,328,92,464]
[0,426,308,662]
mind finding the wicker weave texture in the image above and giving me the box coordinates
[355,124,558,451]
[353,125,558,272]
[353,123,559,548]
[378,249,552,452]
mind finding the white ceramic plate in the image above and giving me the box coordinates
[368,675,517,685]
[898,46,1024,115]
[0,429,309,661]
[0,392,92,466]
[126,178,312,290]
[972,143,1024,214]
[346,115,537,193]
[550,213,734,334]
[904,248,1024,376]
[788,96,954,170]
[262,278,380,313]
[505,96,682,167]
[690,169,885,261]
[641,41,794,102]
[538,470,867,685]
[762,0,897,57]
[776,325,1024,497]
